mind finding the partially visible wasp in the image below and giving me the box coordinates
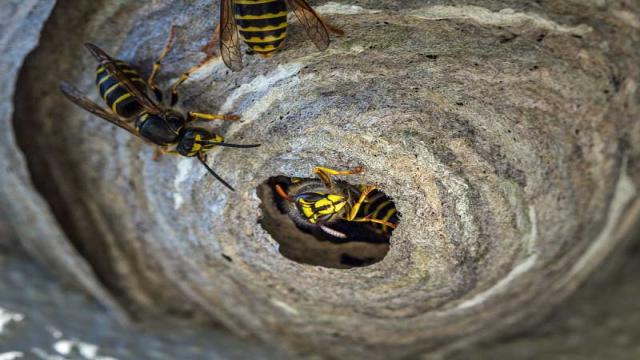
[60,27,260,191]
[271,166,399,243]
[203,0,344,71]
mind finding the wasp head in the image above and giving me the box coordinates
[176,128,224,157]
[295,192,347,224]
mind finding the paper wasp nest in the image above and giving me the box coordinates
[3,0,640,358]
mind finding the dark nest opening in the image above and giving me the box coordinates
[257,175,400,269]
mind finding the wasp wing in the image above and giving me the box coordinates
[285,0,330,51]
[60,81,141,138]
[84,43,162,115]
[219,0,243,71]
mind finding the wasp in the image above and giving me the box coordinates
[272,166,399,243]
[203,0,344,71]
[60,27,260,191]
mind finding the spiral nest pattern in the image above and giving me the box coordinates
[9,0,640,358]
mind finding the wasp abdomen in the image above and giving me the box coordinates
[234,0,288,55]
[361,190,399,233]
[96,61,146,118]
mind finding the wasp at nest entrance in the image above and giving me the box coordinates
[257,166,399,269]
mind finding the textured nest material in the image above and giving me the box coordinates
[3,0,640,358]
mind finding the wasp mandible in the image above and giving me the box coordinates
[203,0,344,71]
[60,27,260,191]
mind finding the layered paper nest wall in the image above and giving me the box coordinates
[2,0,640,358]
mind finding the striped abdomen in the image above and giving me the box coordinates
[95,61,147,118]
[360,189,399,233]
[233,0,288,56]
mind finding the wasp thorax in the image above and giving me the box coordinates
[258,172,400,269]
[135,111,185,146]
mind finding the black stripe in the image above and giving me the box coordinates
[358,190,399,229]
[239,28,287,39]
[247,39,286,49]
[96,69,110,86]
[98,76,120,98]
[234,0,287,16]
[116,97,143,119]
[95,62,146,118]
[104,86,129,108]
[235,16,287,29]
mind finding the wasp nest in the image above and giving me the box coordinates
[3,0,640,358]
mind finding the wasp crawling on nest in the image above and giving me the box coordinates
[203,0,344,71]
[271,166,399,244]
[60,27,260,191]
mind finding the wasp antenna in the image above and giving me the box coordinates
[215,142,261,149]
[197,154,235,191]
[274,184,293,202]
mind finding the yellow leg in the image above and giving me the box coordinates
[188,112,240,122]
[169,59,216,106]
[148,25,177,100]
[351,217,397,229]
[346,185,375,221]
[313,166,364,188]
[152,147,179,161]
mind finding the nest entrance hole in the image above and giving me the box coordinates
[257,176,399,269]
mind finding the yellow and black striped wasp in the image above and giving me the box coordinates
[272,166,399,243]
[60,27,260,191]
[203,0,344,71]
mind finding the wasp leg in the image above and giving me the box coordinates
[187,112,240,122]
[350,217,397,229]
[320,16,345,36]
[200,23,221,58]
[346,185,376,221]
[152,147,179,161]
[148,25,178,103]
[169,55,218,107]
[313,166,364,188]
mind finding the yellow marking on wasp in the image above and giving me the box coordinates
[241,32,287,43]
[122,69,138,75]
[103,83,120,99]
[130,77,146,86]
[96,67,106,75]
[370,200,392,219]
[234,0,279,4]
[250,44,280,52]
[211,134,224,143]
[234,11,288,20]
[301,204,316,222]
[298,194,347,223]
[111,93,133,113]
[238,22,288,32]
[381,208,397,226]
[97,73,112,86]
[347,186,375,221]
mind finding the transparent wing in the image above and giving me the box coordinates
[220,0,243,71]
[285,0,330,51]
[84,43,162,114]
[59,81,140,138]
